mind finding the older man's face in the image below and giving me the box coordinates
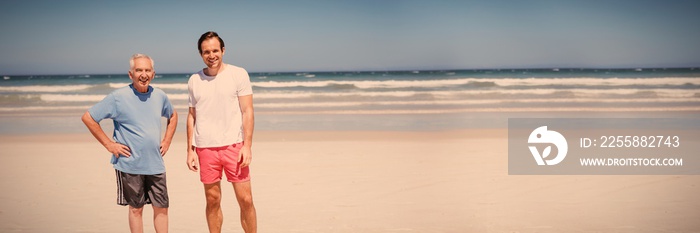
[128,57,154,93]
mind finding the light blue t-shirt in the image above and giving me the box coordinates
[89,84,174,175]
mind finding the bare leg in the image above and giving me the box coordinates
[153,206,168,233]
[204,182,223,233]
[128,206,144,233]
[233,181,257,233]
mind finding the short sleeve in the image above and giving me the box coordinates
[88,93,117,122]
[188,74,197,107]
[237,68,253,96]
[161,92,174,118]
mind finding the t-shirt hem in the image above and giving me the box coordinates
[193,140,244,149]
[114,166,166,175]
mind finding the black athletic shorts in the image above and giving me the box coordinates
[115,169,169,208]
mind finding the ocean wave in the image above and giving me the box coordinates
[0,85,93,93]
[40,94,105,102]
[250,107,700,115]
[0,94,42,104]
[5,106,698,114]
[252,79,479,89]
[34,92,417,102]
[108,83,129,89]
[153,83,189,90]
[38,93,189,102]
[250,77,700,89]
[21,88,699,103]
[463,81,498,87]
[167,94,189,101]
[252,89,698,99]
[88,103,700,115]
[0,105,92,112]
[90,77,700,92]
[492,77,700,87]
[254,81,331,88]
[107,82,189,91]
[248,91,417,99]
[253,98,700,108]
[4,100,699,113]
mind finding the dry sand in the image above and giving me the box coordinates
[0,129,698,232]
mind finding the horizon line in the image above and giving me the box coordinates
[3,66,700,77]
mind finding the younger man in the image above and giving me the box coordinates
[187,31,257,233]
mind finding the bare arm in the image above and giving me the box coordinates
[160,110,178,156]
[186,107,199,171]
[81,111,131,158]
[238,94,254,167]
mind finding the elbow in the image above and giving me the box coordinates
[171,111,179,124]
[81,111,94,125]
[242,107,254,116]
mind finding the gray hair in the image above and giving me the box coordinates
[129,54,155,70]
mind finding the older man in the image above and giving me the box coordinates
[82,54,177,233]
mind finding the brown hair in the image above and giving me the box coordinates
[198,31,225,54]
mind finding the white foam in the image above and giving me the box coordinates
[36,93,189,102]
[446,89,700,98]
[4,77,698,95]
[0,85,93,92]
[5,102,700,114]
[166,94,189,101]
[251,89,699,99]
[256,106,700,115]
[153,83,188,90]
[0,105,93,112]
[254,98,700,108]
[108,82,189,90]
[254,91,417,99]
[253,81,332,88]
[30,88,699,103]
[40,94,105,102]
[250,77,700,89]
[492,77,700,86]
[108,83,130,89]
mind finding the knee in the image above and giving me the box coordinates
[205,192,222,207]
[129,206,144,216]
[153,206,168,215]
[237,195,254,210]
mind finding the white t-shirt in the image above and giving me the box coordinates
[188,64,253,148]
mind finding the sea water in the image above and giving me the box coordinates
[1,68,699,134]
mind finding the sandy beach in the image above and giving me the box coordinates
[1,129,698,233]
[2,0,700,231]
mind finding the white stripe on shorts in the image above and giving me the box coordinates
[115,169,127,206]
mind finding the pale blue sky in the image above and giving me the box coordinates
[1,0,699,75]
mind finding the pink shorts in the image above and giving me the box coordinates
[196,143,250,184]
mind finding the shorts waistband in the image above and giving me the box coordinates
[197,142,243,150]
